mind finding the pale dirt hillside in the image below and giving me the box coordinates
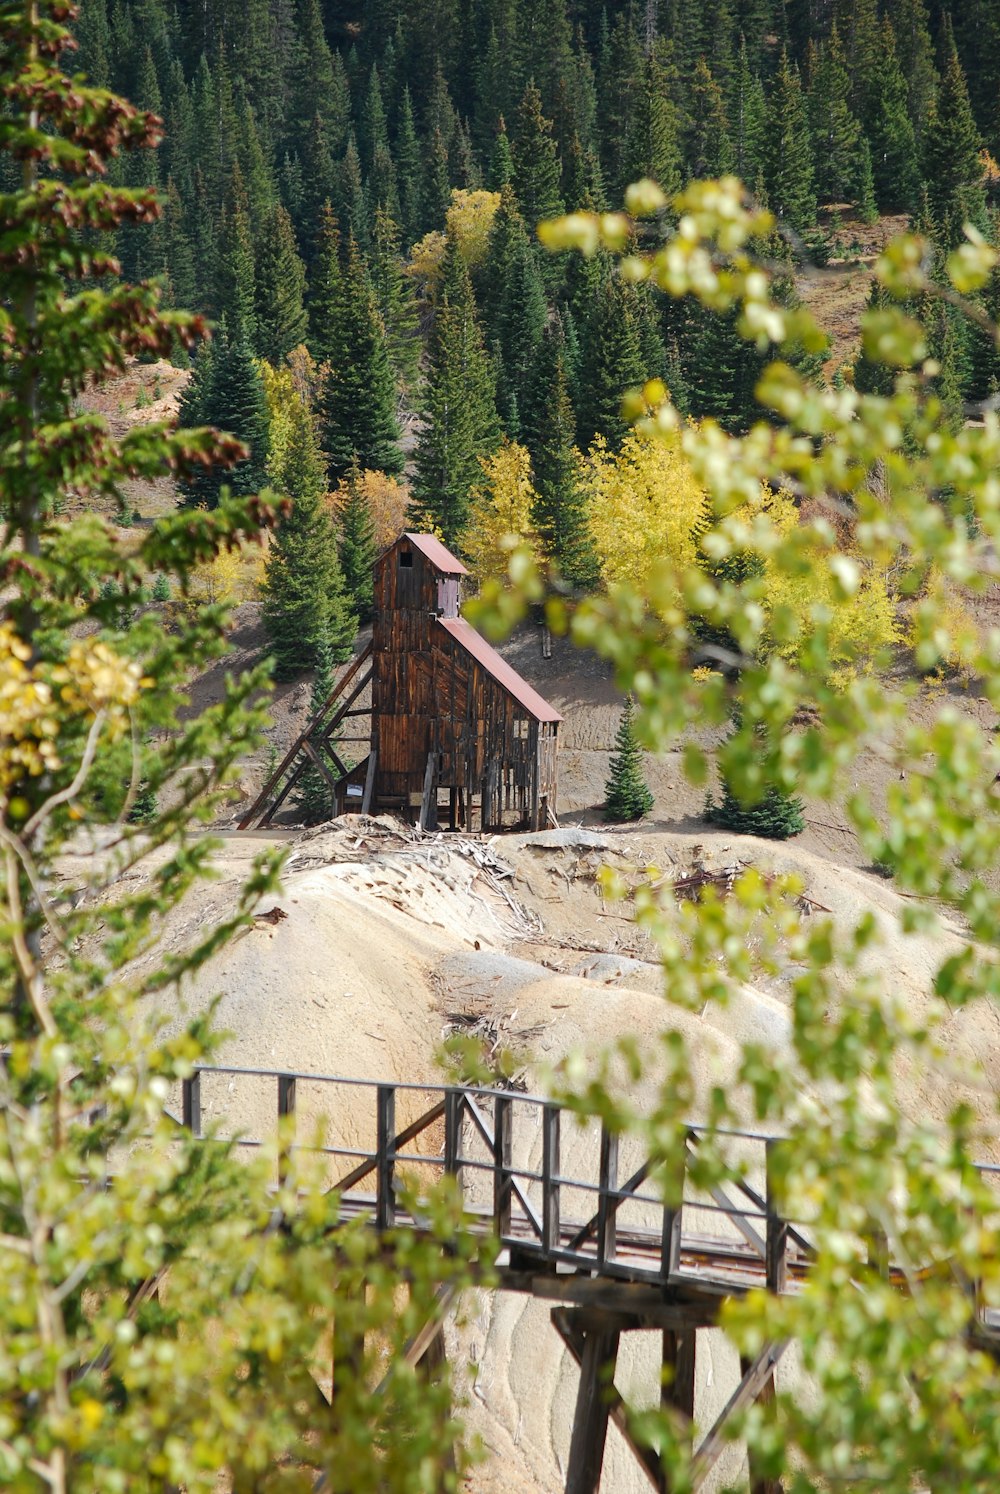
[57,817,1000,1494]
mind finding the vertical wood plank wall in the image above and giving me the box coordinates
[369,539,558,831]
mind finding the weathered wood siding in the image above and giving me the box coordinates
[371,537,558,830]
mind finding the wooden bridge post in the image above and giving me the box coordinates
[493,1094,513,1237]
[765,1140,788,1295]
[662,1328,696,1423]
[277,1074,296,1187]
[661,1143,686,1280]
[376,1085,396,1230]
[597,1126,619,1268]
[542,1103,561,1252]
[564,1318,621,1494]
[182,1071,201,1136]
[444,1089,464,1188]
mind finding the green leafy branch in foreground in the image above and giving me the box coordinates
[464,178,1000,1491]
[0,1,480,1488]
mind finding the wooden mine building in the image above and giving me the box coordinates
[240,533,561,833]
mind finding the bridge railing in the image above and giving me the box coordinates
[175,1066,811,1292]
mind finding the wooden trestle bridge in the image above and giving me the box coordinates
[178,1066,1000,1494]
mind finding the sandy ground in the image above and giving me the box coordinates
[57,815,1000,1494]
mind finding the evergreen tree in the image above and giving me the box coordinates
[525,321,599,590]
[308,202,343,365]
[370,207,421,391]
[807,27,862,207]
[686,58,734,180]
[411,243,500,544]
[255,202,308,364]
[604,695,654,822]
[492,237,548,439]
[162,176,197,310]
[886,0,937,133]
[292,631,339,825]
[394,86,423,244]
[262,389,356,677]
[177,324,270,508]
[337,456,378,622]
[216,163,257,342]
[488,117,515,191]
[577,276,646,451]
[922,35,986,249]
[624,40,682,195]
[708,720,804,839]
[762,49,816,233]
[731,35,766,187]
[319,235,403,481]
[511,80,564,228]
[868,19,921,213]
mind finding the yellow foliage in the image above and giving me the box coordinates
[583,429,706,588]
[0,625,145,793]
[188,546,265,606]
[908,569,981,680]
[462,442,540,582]
[327,468,411,551]
[765,549,899,678]
[407,189,501,295]
[258,362,296,488]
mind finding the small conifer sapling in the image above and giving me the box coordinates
[604,695,654,822]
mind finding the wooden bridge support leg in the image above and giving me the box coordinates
[662,1327,696,1425]
[564,1319,621,1494]
[740,1353,779,1494]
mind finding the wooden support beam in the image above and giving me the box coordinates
[237,643,372,828]
[690,1340,789,1491]
[562,1313,622,1494]
[554,1309,670,1492]
[376,1085,396,1231]
[330,1098,446,1195]
[361,751,377,814]
[301,737,340,794]
[765,1140,788,1295]
[497,1274,720,1330]
[662,1327,696,1421]
[542,1103,561,1253]
[493,1094,513,1237]
[741,1352,778,1494]
[418,751,437,831]
[598,1126,619,1268]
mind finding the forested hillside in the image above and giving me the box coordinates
[51,0,1000,671]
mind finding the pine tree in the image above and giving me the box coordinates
[262,388,356,677]
[307,202,343,366]
[731,35,766,187]
[394,86,424,244]
[525,321,599,590]
[319,235,403,480]
[370,207,421,391]
[216,163,257,343]
[708,720,804,839]
[177,324,270,508]
[807,27,862,207]
[577,276,646,451]
[922,34,985,249]
[255,202,308,364]
[492,236,548,439]
[337,457,379,622]
[624,40,682,195]
[604,695,654,822]
[511,80,564,228]
[411,243,500,544]
[292,631,339,825]
[868,19,920,213]
[488,117,515,190]
[886,0,937,133]
[685,58,734,180]
[762,49,816,233]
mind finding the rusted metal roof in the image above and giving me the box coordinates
[437,617,563,723]
[403,533,469,575]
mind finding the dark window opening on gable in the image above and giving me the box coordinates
[399,549,413,568]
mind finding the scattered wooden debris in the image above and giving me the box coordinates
[253,906,288,926]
